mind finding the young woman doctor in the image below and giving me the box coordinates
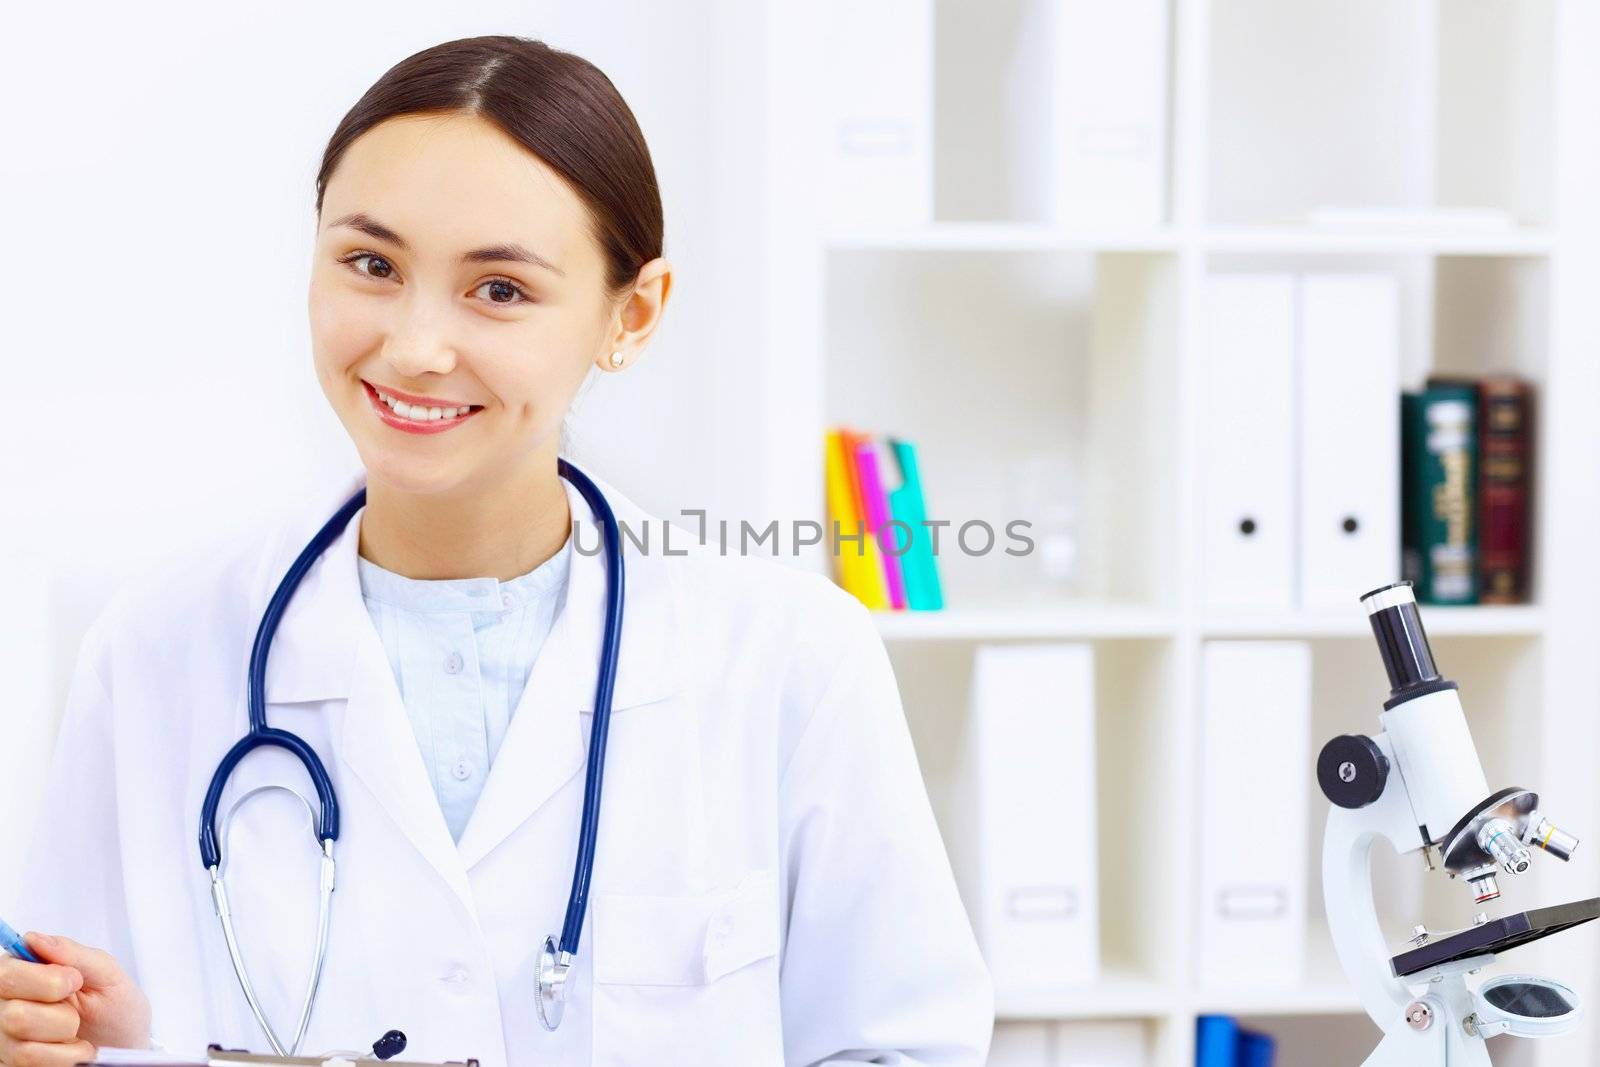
[0,35,992,1067]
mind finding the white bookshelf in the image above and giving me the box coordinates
[758,1,1600,1064]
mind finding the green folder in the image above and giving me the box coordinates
[886,438,943,611]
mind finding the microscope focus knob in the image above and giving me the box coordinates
[1318,734,1389,809]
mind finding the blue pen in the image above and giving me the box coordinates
[0,918,41,963]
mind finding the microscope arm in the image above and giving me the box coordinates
[1322,732,1432,1028]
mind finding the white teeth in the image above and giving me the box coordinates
[372,386,473,422]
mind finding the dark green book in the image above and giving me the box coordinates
[1401,383,1479,604]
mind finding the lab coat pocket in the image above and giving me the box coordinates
[590,868,784,1065]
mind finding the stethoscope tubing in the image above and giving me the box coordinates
[196,457,622,1042]
[199,484,363,869]
[554,458,623,955]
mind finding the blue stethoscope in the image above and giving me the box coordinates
[198,458,622,1053]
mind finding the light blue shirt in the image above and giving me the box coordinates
[356,534,572,842]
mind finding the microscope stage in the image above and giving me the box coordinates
[1391,897,1600,978]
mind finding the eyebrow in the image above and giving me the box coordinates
[326,211,566,277]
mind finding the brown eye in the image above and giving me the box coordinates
[339,252,394,279]
[472,278,532,305]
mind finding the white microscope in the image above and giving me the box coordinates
[1318,580,1599,1064]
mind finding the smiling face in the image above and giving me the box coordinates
[309,110,617,497]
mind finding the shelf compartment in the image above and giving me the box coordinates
[1207,0,1554,228]
[932,0,1170,226]
[1224,1013,1383,1067]
[823,248,1181,611]
[887,636,1183,1004]
[1228,1010,1540,1067]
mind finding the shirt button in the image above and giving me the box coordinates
[452,759,474,781]
[444,651,463,674]
[440,965,469,986]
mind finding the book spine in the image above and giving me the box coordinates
[1413,384,1480,604]
[1400,392,1424,590]
[837,429,891,609]
[1477,377,1532,604]
[851,436,908,610]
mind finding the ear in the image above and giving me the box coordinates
[597,257,673,372]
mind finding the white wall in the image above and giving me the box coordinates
[0,0,776,909]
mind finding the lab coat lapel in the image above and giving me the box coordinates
[339,621,475,907]
[259,470,473,910]
[455,470,687,871]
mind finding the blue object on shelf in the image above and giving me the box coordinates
[1195,1014,1240,1067]
[1238,1029,1276,1067]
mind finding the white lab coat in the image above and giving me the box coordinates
[15,465,994,1067]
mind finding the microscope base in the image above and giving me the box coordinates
[1361,972,1490,1067]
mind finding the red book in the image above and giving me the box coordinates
[1477,376,1533,604]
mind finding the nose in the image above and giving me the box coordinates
[381,291,460,379]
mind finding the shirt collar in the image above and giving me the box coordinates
[354,529,572,614]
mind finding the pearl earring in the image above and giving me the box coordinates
[610,351,624,368]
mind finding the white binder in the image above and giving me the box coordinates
[1197,641,1312,987]
[1297,274,1401,610]
[962,643,1099,994]
[822,0,933,226]
[1008,0,1170,225]
[1200,275,1297,611]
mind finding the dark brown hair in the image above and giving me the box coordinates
[315,35,662,302]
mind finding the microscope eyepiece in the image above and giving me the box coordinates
[1360,581,1458,709]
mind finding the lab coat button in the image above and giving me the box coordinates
[440,965,469,986]
[451,760,473,781]
[444,651,463,674]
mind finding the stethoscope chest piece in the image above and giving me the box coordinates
[537,935,573,1031]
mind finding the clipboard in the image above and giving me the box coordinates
[83,1046,478,1067]
[208,1049,478,1067]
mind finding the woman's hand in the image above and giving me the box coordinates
[0,933,151,1067]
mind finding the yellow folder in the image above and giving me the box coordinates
[824,428,889,609]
